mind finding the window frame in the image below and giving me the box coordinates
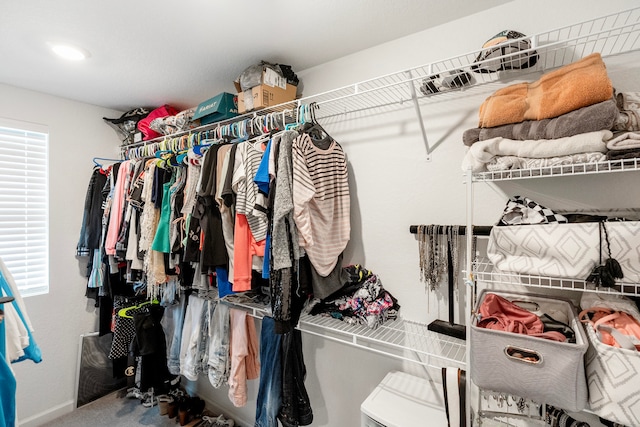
[0,118,50,297]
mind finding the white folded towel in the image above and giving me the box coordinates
[462,130,612,172]
[606,131,640,150]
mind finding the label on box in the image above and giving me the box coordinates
[264,68,287,90]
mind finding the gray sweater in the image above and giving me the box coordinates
[272,130,303,270]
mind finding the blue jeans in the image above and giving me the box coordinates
[255,316,282,427]
[162,295,186,376]
[207,302,230,388]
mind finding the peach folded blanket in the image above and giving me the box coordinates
[478,53,613,128]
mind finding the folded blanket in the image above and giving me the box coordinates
[462,130,612,172]
[614,110,640,131]
[613,92,640,131]
[606,148,640,161]
[616,91,640,110]
[463,99,617,146]
[486,152,606,171]
[606,131,640,150]
[478,53,613,128]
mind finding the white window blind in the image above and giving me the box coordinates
[0,121,49,297]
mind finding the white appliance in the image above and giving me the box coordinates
[361,371,449,427]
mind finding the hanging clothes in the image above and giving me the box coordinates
[131,304,173,392]
[228,308,260,407]
[179,294,207,381]
[279,329,313,427]
[77,166,109,257]
[207,301,230,388]
[292,132,350,293]
[233,140,269,242]
[216,145,237,285]
[105,160,133,256]
[195,144,229,272]
[271,130,303,271]
[0,256,41,427]
[0,258,42,364]
[0,352,16,427]
[255,316,282,427]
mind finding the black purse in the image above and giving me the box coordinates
[540,313,576,343]
[586,221,624,288]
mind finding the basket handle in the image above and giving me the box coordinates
[504,345,543,364]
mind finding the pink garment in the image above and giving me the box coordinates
[232,213,265,292]
[105,160,132,255]
[477,293,566,342]
[228,309,260,407]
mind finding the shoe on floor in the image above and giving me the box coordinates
[157,395,174,416]
[141,392,158,408]
[199,414,234,427]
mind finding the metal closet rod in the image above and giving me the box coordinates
[120,102,304,151]
[408,225,492,236]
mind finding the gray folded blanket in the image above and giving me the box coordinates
[463,98,617,146]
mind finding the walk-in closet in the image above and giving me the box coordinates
[1,1,640,427]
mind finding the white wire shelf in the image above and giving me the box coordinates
[473,258,640,296]
[220,296,466,369]
[119,8,639,158]
[297,313,466,369]
[300,7,640,123]
[471,158,640,182]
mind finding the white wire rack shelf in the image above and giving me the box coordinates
[473,258,640,297]
[118,8,639,158]
[471,158,640,182]
[220,296,466,369]
[300,7,640,123]
[297,313,466,369]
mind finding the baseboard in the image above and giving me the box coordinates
[18,399,74,427]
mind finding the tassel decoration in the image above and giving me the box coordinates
[586,221,623,288]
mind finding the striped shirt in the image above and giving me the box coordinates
[232,140,268,242]
[292,133,350,276]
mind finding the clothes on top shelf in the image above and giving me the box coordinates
[461,51,640,173]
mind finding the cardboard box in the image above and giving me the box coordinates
[234,67,289,93]
[192,92,238,125]
[237,84,297,113]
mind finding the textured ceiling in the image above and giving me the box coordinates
[0,0,511,112]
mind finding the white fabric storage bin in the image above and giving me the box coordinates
[487,221,640,283]
[470,290,588,412]
[584,320,640,426]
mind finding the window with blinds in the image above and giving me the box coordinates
[0,121,49,297]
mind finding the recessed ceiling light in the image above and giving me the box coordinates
[50,43,89,61]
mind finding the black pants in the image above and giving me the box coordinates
[278,329,313,427]
[132,305,173,392]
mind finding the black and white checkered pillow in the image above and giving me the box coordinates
[499,195,568,225]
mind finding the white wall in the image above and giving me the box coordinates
[194,1,640,426]
[3,0,639,426]
[0,83,121,425]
